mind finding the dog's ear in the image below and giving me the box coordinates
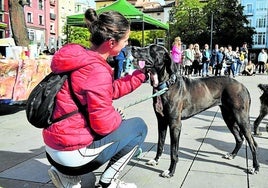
[151,45,174,75]
[163,51,173,75]
[258,84,268,93]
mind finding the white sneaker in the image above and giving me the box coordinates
[48,166,81,188]
[108,179,137,188]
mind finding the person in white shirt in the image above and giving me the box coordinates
[257,49,268,74]
[184,44,194,76]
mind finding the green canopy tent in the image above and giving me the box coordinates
[66,0,169,46]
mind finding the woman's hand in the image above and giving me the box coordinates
[138,60,149,81]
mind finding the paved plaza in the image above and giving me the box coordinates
[0,74,268,188]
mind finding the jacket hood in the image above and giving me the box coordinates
[51,43,107,73]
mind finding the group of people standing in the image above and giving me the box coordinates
[171,37,268,77]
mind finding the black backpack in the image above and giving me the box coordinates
[26,72,85,128]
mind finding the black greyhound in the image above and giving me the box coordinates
[131,44,259,178]
[254,84,268,135]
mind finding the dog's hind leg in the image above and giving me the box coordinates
[220,106,244,159]
[147,115,168,166]
[236,111,259,173]
[222,107,260,174]
[242,129,259,174]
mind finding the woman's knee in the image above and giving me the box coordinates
[131,117,148,135]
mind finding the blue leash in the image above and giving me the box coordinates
[122,87,168,110]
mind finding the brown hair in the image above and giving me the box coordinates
[84,9,130,46]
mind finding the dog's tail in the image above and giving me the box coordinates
[258,84,268,93]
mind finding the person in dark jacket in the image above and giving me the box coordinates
[214,47,224,76]
[201,44,211,77]
[114,47,126,79]
[44,8,148,188]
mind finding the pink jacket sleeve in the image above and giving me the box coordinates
[83,66,146,136]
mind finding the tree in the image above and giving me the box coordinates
[169,0,205,46]
[169,0,255,48]
[8,0,30,46]
[64,26,166,48]
[203,0,255,48]
[63,26,90,47]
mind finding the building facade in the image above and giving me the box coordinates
[57,0,91,46]
[0,0,9,38]
[24,0,58,51]
[241,0,268,50]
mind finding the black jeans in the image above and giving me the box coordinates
[258,61,265,73]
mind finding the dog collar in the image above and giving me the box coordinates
[156,74,177,91]
[157,82,168,90]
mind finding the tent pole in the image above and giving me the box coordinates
[67,25,69,43]
[142,15,144,47]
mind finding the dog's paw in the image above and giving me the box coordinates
[223,153,235,160]
[253,132,262,136]
[248,167,259,175]
[248,168,256,174]
[161,170,172,178]
[146,159,158,166]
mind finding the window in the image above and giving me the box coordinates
[50,23,55,33]
[27,12,33,23]
[246,4,253,14]
[28,30,35,41]
[254,32,265,45]
[0,0,3,11]
[0,30,4,38]
[26,0,32,7]
[256,17,266,28]
[256,0,267,11]
[38,0,43,10]
[39,15,44,25]
[0,13,3,22]
[75,5,81,13]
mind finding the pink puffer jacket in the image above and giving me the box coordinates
[43,44,146,151]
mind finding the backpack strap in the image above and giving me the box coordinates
[67,73,102,139]
[51,73,84,124]
[52,109,79,123]
[66,73,88,121]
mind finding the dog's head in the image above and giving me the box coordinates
[131,44,173,87]
[258,84,268,93]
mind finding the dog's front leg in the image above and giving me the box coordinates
[253,106,267,135]
[161,120,182,178]
[147,114,168,166]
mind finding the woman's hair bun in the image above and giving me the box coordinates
[84,8,98,26]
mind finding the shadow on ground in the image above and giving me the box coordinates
[0,104,26,116]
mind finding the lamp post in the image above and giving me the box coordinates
[210,12,213,52]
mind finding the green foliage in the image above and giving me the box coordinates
[203,0,255,47]
[169,0,205,46]
[130,30,167,47]
[64,25,166,48]
[63,26,91,48]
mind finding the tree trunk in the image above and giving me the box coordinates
[8,0,30,46]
